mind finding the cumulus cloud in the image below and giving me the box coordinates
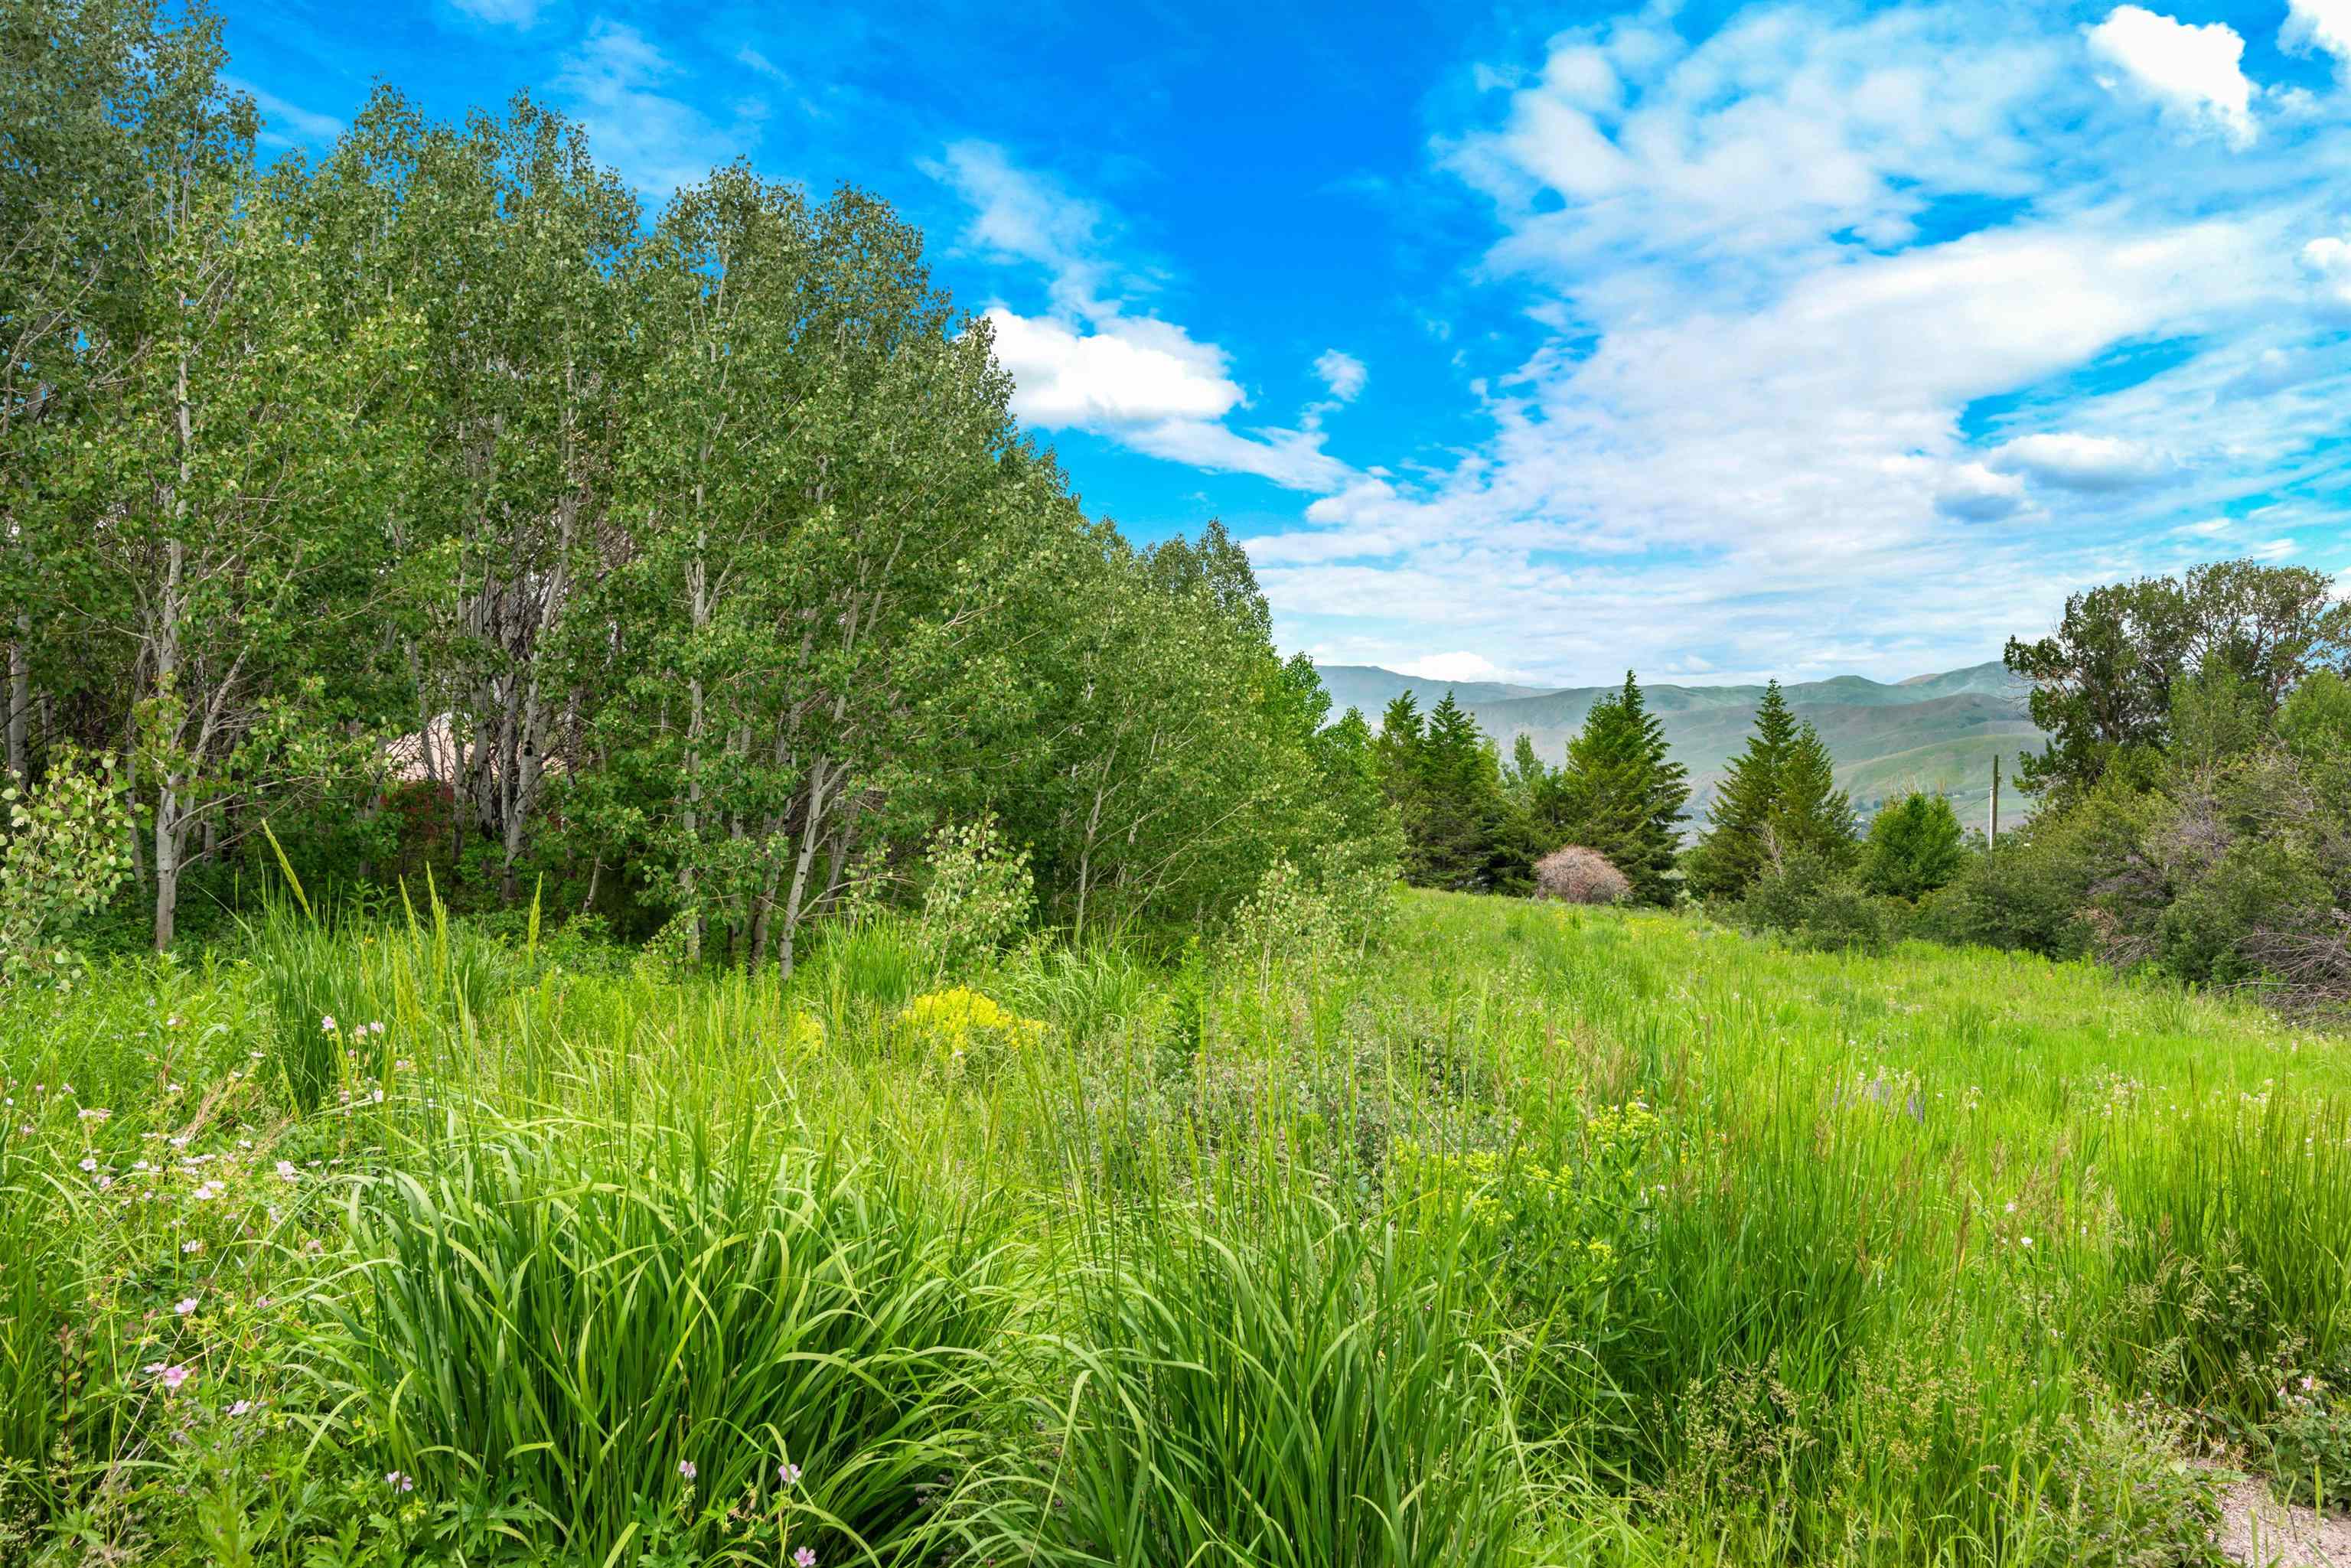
[932,142,1357,492]
[1236,1,2348,683]
[983,310,1240,426]
[2302,235,2351,307]
[2085,6,2258,147]
[2283,0,2351,70]
[1314,350,1368,402]
[1935,463,2029,521]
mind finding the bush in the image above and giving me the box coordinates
[1742,851,1890,953]
[1534,845,1631,905]
[2263,1358,2351,1511]
[0,748,132,989]
[1860,791,1965,900]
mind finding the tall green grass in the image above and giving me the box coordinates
[3,886,2348,1563]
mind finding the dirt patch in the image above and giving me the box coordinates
[2212,1471,2351,1566]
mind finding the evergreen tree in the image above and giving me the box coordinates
[1772,720,1859,868]
[1685,680,1798,900]
[1553,672,1689,905]
[1417,693,1511,891]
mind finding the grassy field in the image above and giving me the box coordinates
[3,886,2347,1565]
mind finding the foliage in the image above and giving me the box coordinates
[1861,791,1967,900]
[1687,681,1860,901]
[919,816,1035,973]
[0,748,132,989]
[1543,672,1689,906]
[2263,1358,2351,1511]
[1533,844,1632,905]
[7,886,2351,1564]
[8,8,1360,960]
[1742,849,1890,953]
[2004,559,2351,806]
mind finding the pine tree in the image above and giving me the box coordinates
[1771,720,1859,868]
[1686,679,1798,900]
[1417,693,1511,890]
[1553,671,1689,905]
[1373,693,1432,882]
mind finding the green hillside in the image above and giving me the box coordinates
[1316,660,2046,833]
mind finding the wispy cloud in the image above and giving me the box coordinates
[552,20,758,198]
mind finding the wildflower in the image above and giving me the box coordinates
[386,1471,413,1493]
[182,1240,203,1254]
[678,1459,696,1480]
[228,1400,253,1416]
[174,1296,199,1315]
[79,1156,96,1172]
[77,1107,110,1122]
[370,1020,385,1035]
[2303,1375,2318,1392]
[2020,1236,2033,1248]
[779,1462,802,1487]
[794,1548,817,1568]
[277,1160,298,1182]
[321,1015,337,1033]
[148,1364,192,1392]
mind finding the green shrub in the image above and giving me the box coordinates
[2263,1357,2351,1511]
[1742,850,1890,953]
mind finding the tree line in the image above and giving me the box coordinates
[1367,558,2351,1015]
[0,0,1394,963]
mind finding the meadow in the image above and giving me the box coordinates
[3,882,2346,1566]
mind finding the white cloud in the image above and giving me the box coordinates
[1313,350,1368,402]
[1935,462,2028,520]
[2085,6,2258,148]
[982,309,1240,425]
[1236,3,2349,684]
[2283,0,2351,70]
[2302,235,2351,305]
[932,142,1358,492]
[553,21,753,197]
[445,0,543,27]
[1399,652,1510,683]
[1990,432,2169,491]
[925,141,1120,318]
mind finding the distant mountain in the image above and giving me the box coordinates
[1315,660,2045,835]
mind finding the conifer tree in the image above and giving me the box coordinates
[1417,693,1510,890]
[1554,671,1689,905]
[1686,679,1797,900]
[1771,720,1860,868]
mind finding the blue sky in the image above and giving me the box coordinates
[219,0,2351,686]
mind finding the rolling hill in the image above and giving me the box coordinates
[1316,660,2046,834]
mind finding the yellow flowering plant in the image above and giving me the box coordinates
[897,986,1043,1078]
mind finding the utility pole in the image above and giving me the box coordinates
[1989,754,2001,853]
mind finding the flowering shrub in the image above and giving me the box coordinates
[898,986,1042,1077]
[2265,1358,2351,1509]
